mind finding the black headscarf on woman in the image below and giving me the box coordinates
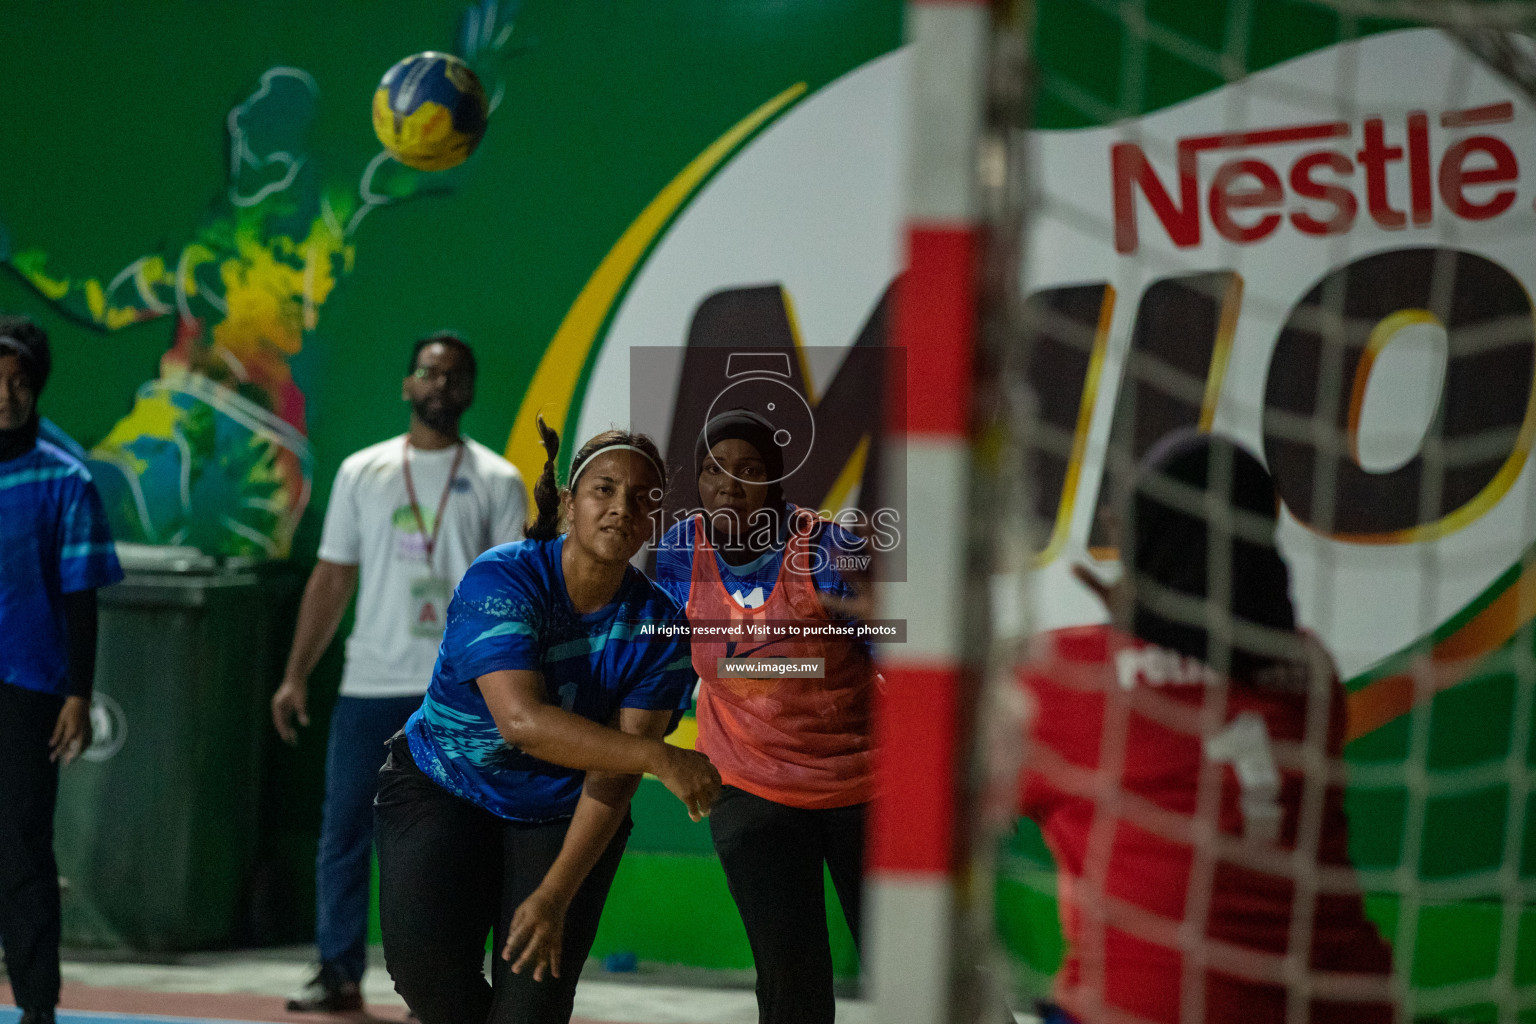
[694,409,786,509]
[1127,430,1298,685]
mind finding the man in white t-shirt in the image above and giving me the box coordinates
[271,332,526,1013]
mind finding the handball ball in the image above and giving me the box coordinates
[372,51,488,172]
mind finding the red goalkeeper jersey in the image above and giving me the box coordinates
[1018,624,1396,1024]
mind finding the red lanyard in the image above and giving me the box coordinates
[402,437,465,572]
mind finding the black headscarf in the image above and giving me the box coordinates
[694,409,786,508]
[1127,430,1299,685]
[0,316,49,461]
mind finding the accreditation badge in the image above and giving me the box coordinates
[409,576,453,638]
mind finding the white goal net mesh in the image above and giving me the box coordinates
[996,1,1536,1021]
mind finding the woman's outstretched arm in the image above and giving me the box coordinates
[499,705,678,980]
[477,669,718,820]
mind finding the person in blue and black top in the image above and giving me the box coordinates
[375,415,720,1024]
[0,315,123,1024]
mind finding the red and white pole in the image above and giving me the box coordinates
[869,2,991,1023]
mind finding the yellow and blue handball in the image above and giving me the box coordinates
[372,51,489,172]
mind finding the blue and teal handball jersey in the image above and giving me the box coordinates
[405,535,695,822]
[654,506,861,612]
[0,439,123,697]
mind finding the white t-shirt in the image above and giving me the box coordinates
[318,434,527,697]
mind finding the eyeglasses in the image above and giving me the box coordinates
[411,367,473,389]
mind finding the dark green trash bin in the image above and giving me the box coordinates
[54,546,283,951]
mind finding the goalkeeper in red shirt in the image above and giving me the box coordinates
[1018,431,1398,1024]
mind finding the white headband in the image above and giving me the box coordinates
[569,443,664,489]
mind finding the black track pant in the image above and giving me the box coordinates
[0,682,64,1014]
[375,734,629,1024]
[709,785,866,1024]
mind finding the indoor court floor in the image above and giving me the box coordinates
[0,948,885,1024]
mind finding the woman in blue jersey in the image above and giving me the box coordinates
[375,417,720,1024]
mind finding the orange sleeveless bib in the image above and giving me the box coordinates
[686,511,874,809]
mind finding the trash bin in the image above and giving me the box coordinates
[54,544,283,951]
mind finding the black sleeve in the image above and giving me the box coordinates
[61,588,98,701]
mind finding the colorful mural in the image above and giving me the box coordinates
[3,1,519,559]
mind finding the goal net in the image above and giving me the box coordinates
[998,1,1536,1021]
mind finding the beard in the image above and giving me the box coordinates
[412,396,463,436]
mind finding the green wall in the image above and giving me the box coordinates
[1,0,900,519]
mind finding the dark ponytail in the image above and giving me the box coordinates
[527,414,563,541]
[524,417,668,542]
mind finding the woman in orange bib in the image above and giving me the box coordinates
[653,409,875,1024]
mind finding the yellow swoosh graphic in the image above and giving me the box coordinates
[505,81,809,491]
